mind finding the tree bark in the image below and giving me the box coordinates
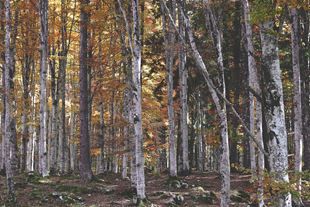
[160,0,178,177]
[79,0,93,182]
[242,0,264,205]
[260,19,292,207]
[178,1,189,174]
[290,8,303,196]
[39,0,49,177]
[300,8,310,170]
[132,0,145,200]
[196,91,204,172]
[57,0,69,174]
[4,0,16,201]
[49,44,58,174]
[21,55,32,172]
[203,1,230,206]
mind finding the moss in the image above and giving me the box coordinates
[137,198,151,207]
[26,172,42,184]
[120,187,137,198]
[55,184,91,194]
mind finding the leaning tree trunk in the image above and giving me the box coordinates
[161,0,231,205]
[242,0,264,205]
[79,0,93,182]
[260,19,292,207]
[4,0,15,201]
[203,1,230,206]
[132,0,146,200]
[290,8,303,197]
[39,0,49,177]
[160,0,178,177]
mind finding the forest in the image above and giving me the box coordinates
[0,0,309,206]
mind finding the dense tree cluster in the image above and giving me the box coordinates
[0,0,309,206]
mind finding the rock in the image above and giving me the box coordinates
[181,182,189,189]
[191,190,216,204]
[173,194,184,205]
[192,186,205,193]
[51,192,85,204]
[103,188,114,194]
[169,180,181,189]
[230,190,250,203]
[200,191,217,204]
[123,177,131,182]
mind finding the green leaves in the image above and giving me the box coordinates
[251,0,276,24]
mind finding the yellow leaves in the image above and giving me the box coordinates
[91,147,101,156]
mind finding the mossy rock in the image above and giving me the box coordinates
[191,191,216,204]
[168,177,188,189]
[167,194,184,206]
[133,198,151,207]
[230,190,250,203]
[93,186,114,194]
[30,188,49,202]
[51,192,84,204]
[192,186,205,193]
[120,187,137,198]
[173,194,184,205]
[170,180,181,189]
[26,172,42,184]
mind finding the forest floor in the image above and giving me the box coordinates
[0,170,309,207]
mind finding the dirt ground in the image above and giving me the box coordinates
[0,171,309,207]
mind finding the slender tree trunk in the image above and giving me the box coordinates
[49,44,58,174]
[290,8,303,197]
[79,0,93,182]
[4,0,15,201]
[242,0,264,205]
[69,112,76,172]
[118,6,132,178]
[197,91,204,172]
[260,19,292,207]
[160,0,178,177]
[21,56,31,172]
[39,0,49,177]
[300,9,310,170]
[132,0,145,200]
[178,1,189,174]
[27,64,37,172]
[203,2,230,206]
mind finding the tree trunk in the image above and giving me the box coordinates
[39,0,49,177]
[132,0,145,200]
[69,112,77,172]
[300,8,310,170]
[290,8,303,197]
[48,44,58,174]
[4,0,16,201]
[79,0,93,182]
[21,55,32,172]
[260,19,292,207]
[203,2,230,206]
[197,91,204,172]
[178,1,189,174]
[242,0,264,205]
[160,0,178,177]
